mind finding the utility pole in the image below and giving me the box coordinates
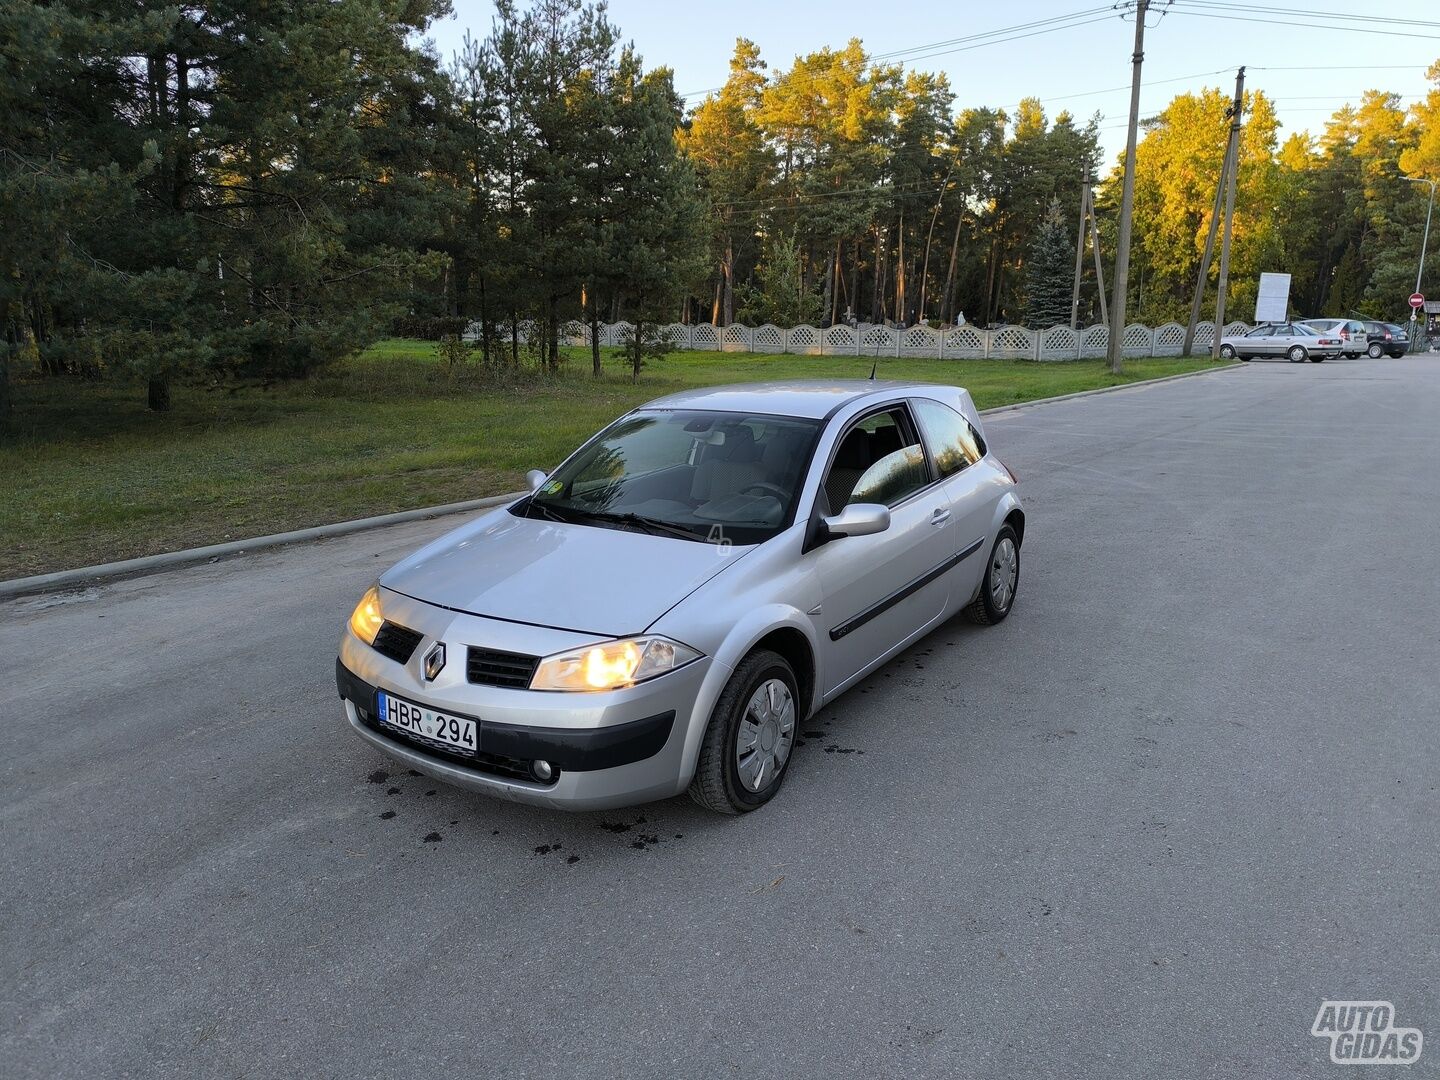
[1182,68,1242,356]
[1402,175,1437,346]
[1071,163,1090,330]
[1090,202,1108,325]
[1106,0,1151,373]
[1211,66,1245,359]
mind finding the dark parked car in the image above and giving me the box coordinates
[1361,321,1410,358]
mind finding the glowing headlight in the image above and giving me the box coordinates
[530,636,702,691]
[349,585,385,645]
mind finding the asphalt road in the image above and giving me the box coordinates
[4,356,1437,1079]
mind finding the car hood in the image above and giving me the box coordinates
[380,506,747,636]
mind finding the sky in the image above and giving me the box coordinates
[425,0,1440,161]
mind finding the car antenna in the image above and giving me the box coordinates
[868,361,877,380]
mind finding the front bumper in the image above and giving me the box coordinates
[337,653,712,812]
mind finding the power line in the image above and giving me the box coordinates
[1168,3,1440,40]
[1175,0,1440,30]
[677,5,1120,100]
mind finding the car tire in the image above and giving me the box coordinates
[967,524,1020,626]
[1311,354,1325,363]
[1288,346,1307,363]
[688,649,798,815]
[1219,344,1236,359]
[1368,343,1384,358]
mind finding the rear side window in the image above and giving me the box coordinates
[913,398,986,479]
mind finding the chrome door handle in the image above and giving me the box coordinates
[930,507,951,526]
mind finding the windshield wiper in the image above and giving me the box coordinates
[590,511,703,542]
[524,498,572,524]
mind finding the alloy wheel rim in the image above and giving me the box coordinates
[736,678,795,792]
[991,537,1018,611]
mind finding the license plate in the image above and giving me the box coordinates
[376,691,477,752]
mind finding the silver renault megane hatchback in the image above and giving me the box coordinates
[337,380,1025,813]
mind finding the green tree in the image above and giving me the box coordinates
[678,39,772,326]
[737,232,824,325]
[607,51,707,380]
[1022,198,1073,328]
[2,0,455,412]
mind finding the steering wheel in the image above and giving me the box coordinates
[742,482,788,500]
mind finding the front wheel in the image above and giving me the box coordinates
[1368,342,1384,358]
[689,650,798,814]
[1219,344,1236,359]
[968,524,1020,626]
[1288,345,1307,363]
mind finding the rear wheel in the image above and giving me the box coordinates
[1219,344,1236,359]
[968,525,1020,626]
[689,650,798,814]
[1311,354,1325,363]
[1367,342,1383,358]
[1288,345,1307,363]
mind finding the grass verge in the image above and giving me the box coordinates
[3,342,1229,578]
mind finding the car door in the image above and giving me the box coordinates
[1242,325,1274,357]
[1277,324,1305,356]
[911,396,999,609]
[810,404,952,695]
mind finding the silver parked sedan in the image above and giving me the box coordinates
[1218,322,1342,363]
[336,380,1025,813]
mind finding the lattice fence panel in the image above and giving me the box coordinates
[787,324,821,355]
[822,324,858,355]
[942,326,986,359]
[1153,322,1186,356]
[900,325,941,358]
[990,325,1037,359]
[1192,323,1215,347]
[662,323,691,349]
[1121,324,1155,356]
[859,325,898,356]
[690,323,719,351]
[1079,324,1109,357]
[721,324,751,352]
[751,324,785,353]
[1224,321,1250,338]
[1038,325,1080,360]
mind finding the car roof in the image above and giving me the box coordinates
[637,379,955,420]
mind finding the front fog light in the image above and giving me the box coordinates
[349,585,384,645]
[532,760,554,781]
[530,636,702,692]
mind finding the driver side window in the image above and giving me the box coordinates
[822,407,930,511]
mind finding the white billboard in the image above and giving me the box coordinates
[1255,272,1292,323]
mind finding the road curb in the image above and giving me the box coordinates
[3,361,1240,600]
[977,360,1243,418]
[0,492,523,600]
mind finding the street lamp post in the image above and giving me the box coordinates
[1403,175,1438,348]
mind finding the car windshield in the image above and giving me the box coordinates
[520,409,823,545]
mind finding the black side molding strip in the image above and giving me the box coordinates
[829,536,986,641]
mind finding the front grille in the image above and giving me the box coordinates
[467,647,540,689]
[372,621,423,665]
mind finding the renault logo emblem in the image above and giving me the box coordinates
[423,642,446,681]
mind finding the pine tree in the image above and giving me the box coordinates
[607,51,707,381]
[1022,198,1074,329]
[737,233,824,326]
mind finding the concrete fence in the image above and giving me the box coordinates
[465,320,1250,360]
